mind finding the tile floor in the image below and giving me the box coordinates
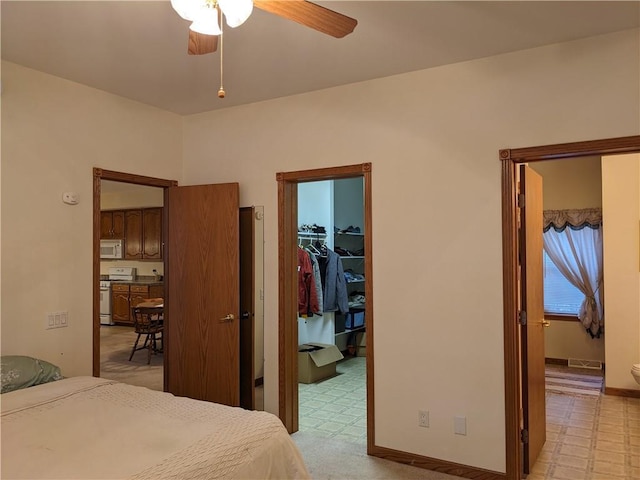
[298,355,367,444]
[298,360,640,478]
[528,385,639,479]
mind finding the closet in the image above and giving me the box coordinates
[297,177,365,352]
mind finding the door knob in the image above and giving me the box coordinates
[220,313,235,323]
[540,320,551,327]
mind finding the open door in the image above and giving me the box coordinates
[239,206,256,410]
[519,165,546,473]
[166,183,240,406]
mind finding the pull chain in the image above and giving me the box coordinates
[217,8,225,99]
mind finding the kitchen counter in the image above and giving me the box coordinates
[125,280,164,286]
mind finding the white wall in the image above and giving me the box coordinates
[1,62,183,376]
[2,27,639,475]
[334,177,364,232]
[602,153,640,391]
[531,157,605,363]
[181,29,640,473]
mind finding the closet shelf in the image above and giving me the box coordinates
[297,231,327,237]
[340,255,365,259]
[335,232,364,237]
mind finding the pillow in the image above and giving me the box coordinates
[0,355,63,394]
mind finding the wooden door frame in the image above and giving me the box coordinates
[500,135,640,480]
[277,163,375,450]
[92,168,177,387]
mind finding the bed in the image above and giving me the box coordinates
[1,366,310,480]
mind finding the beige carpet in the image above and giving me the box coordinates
[100,325,163,391]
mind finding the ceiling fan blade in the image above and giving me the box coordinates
[188,30,218,55]
[253,0,357,38]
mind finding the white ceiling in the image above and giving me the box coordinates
[2,1,639,115]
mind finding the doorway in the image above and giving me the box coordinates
[93,170,265,410]
[92,168,175,384]
[277,163,375,451]
[499,135,640,480]
[296,177,367,441]
[99,179,166,390]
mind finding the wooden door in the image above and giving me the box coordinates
[111,284,131,323]
[239,207,255,410]
[100,211,113,238]
[100,211,125,239]
[143,208,163,259]
[125,210,143,259]
[519,165,546,473]
[166,183,240,406]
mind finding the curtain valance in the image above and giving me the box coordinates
[543,208,602,233]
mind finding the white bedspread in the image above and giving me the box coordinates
[1,377,311,480]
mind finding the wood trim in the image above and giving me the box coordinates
[277,163,374,452]
[544,314,579,322]
[277,163,370,182]
[92,168,176,379]
[604,387,640,399]
[369,445,506,480]
[500,135,640,480]
[362,166,375,454]
[278,179,299,431]
[500,156,521,480]
[501,135,640,163]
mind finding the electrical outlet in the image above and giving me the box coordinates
[454,415,467,435]
[46,311,69,330]
[418,410,429,428]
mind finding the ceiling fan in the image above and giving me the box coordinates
[170,0,358,56]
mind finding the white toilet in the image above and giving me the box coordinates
[632,364,640,385]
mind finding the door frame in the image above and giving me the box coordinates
[277,163,374,450]
[500,135,640,479]
[92,168,177,385]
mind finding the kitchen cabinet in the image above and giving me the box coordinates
[142,208,163,260]
[101,211,125,239]
[112,283,132,324]
[124,208,163,260]
[112,283,164,325]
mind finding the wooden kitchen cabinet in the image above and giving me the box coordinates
[111,283,132,324]
[124,210,143,259]
[100,211,125,239]
[112,283,164,325]
[124,208,163,260]
[142,208,163,260]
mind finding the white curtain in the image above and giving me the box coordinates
[543,208,603,338]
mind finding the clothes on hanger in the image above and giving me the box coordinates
[319,248,349,314]
[298,247,320,317]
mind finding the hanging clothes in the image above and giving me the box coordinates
[320,248,349,314]
[307,249,324,315]
[298,247,320,317]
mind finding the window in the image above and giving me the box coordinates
[543,251,584,315]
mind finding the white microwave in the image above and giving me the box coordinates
[100,239,123,259]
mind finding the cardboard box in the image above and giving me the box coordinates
[355,332,367,357]
[298,343,344,384]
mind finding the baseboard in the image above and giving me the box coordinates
[604,387,640,399]
[369,445,506,480]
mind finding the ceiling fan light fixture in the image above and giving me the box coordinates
[218,0,253,28]
[189,6,222,36]
[170,0,200,21]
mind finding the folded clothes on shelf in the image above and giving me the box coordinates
[344,269,365,283]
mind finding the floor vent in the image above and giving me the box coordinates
[568,358,603,370]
